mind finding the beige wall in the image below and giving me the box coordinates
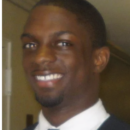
[100,55,130,124]
[2,1,130,130]
[2,1,41,130]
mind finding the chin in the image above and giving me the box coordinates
[35,93,64,107]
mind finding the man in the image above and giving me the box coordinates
[21,0,130,130]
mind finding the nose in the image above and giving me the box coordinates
[33,44,56,65]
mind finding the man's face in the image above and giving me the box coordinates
[22,5,96,107]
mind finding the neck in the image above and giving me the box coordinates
[42,97,98,127]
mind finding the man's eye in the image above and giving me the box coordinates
[23,42,36,49]
[57,41,72,47]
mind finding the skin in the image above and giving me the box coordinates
[21,5,110,126]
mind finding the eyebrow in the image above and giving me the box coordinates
[21,31,76,39]
[21,33,34,39]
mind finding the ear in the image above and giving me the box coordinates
[93,47,110,73]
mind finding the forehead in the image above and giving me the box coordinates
[24,5,92,47]
[30,5,76,21]
[27,6,88,29]
[25,5,86,31]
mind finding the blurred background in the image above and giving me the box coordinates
[2,0,130,130]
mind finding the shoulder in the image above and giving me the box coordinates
[23,123,38,130]
[98,115,130,130]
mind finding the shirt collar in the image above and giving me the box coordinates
[36,99,110,130]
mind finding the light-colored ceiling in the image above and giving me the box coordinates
[8,0,130,56]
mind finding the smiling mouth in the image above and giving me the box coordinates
[35,74,63,81]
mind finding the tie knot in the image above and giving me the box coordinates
[48,129,59,130]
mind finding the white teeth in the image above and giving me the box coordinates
[46,75,50,80]
[54,74,58,79]
[36,74,63,81]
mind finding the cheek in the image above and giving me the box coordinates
[59,51,86,77]
[59,53,79,71]
[66,51,93,83]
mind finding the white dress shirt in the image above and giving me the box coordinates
[35,99,110,130]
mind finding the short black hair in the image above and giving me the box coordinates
[33,0,107,48]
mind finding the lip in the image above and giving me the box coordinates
[31,71,64,88]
